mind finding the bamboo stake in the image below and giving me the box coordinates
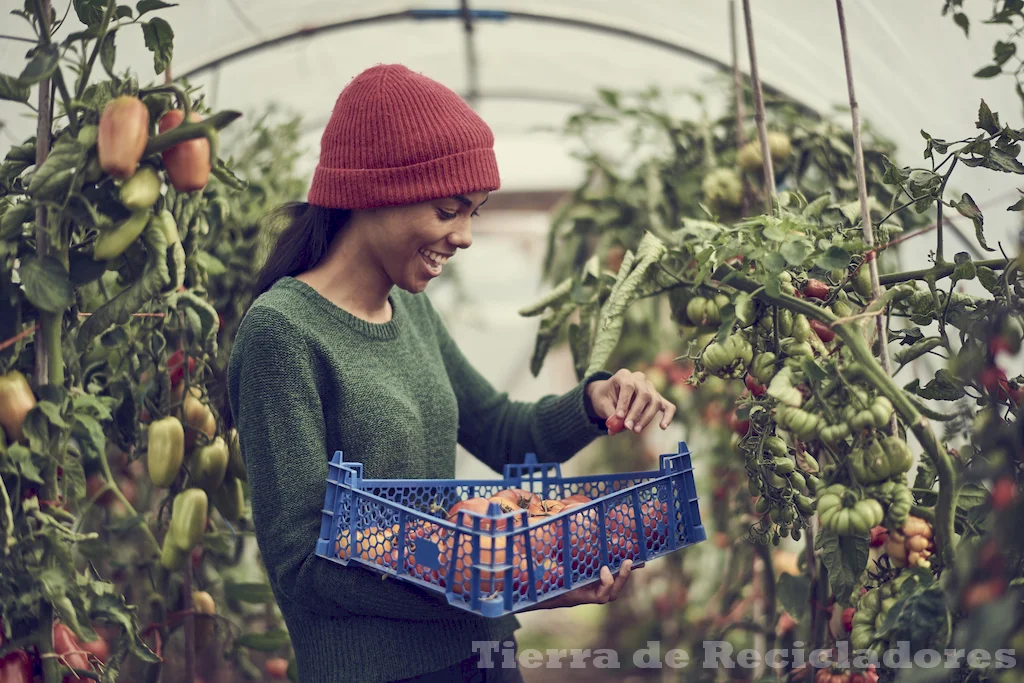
[835,0,896,431]
[740,0,775,211]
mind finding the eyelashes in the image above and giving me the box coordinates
[436,209,481,221]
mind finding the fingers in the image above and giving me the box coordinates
[635,390,667,432]
[611,370,636,420]
[593,565,615,603]
[608,560,633,601]
[623,372,651,431]
[659,398,677,429]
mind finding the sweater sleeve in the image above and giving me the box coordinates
[421,296,612,473]
[228,305,462,621]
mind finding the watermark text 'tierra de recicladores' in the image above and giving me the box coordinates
[470,640,1017,670]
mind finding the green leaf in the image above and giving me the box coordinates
[975,64,1003,78]
[1008,195,1024,212]
[69,249,109,286]
[0,73,30,103]
[985,147,1024,174]
[72,413,106,463]
[780,240,810,266]
[137,0,176,14]
[762,251,786,273]
[19,255,74,313]
[956,484,990,510]
[18,44,60,86]
[99,31,117,76]
[224,581,275,604]
[953,11,969,35]
[815,529,868,604]
[977,100,1001,134]
[196,250,226,276]
[951,252,976,284]
[917,369,966,401]
[8,443,44,484]
[141,17,174,75]
[62,444,87,504]
[814,246,850,272]
[994,41,1016,65]
[952,193,994,252]
[115,5,133,19]
[776,573,810,623]
[74,0,106,25]
[237,629,291,652]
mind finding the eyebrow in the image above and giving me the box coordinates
[452,195,489,209]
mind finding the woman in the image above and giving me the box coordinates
[227,64,677,683]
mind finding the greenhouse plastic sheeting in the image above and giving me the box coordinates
[1,1,1021,248]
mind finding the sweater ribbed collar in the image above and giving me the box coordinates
[278,276,401,340]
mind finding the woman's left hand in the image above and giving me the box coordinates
[585,369,677,434]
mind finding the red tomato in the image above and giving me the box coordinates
[803,279,830,300]
[992,476,1018,511]
[809,319,836,342]
[0,650,32,683]
[745,374,766,397]
[605,414,626,435]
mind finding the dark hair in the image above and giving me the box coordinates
[220,202,350,432]
[252,202,352,296]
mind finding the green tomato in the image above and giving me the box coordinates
[763,435,788,459]
[792,314,812,343]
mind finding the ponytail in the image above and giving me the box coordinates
[252,202,351,297]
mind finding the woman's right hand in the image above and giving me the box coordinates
[524,559,639,611]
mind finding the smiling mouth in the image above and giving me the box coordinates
[419,248,451,275]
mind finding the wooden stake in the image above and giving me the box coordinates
[730,0,751,217]
[835,0,896,416]
[740,0,775,211]
[34,0,52,388]
[730,0,747,148]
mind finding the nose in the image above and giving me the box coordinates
[448,218,473,250]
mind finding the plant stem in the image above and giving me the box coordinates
[97,450,161,556]
[74,0,117,100]
[835,0,894,433]
[713,264,958,564]
[138,83,192,121]
[184,559,196,683]
[935,157,958,264]
[878,258,1009,286]
[39,601,61,683]
[142,110,241,157]
[740,0,775,208]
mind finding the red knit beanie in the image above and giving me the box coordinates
[307,64,500,210]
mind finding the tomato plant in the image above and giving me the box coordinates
[520,2,1024,678]
[0,2,301,682]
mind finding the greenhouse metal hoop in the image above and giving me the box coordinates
[178,6,821,119]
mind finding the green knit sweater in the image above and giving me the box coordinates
[227,276,612,683]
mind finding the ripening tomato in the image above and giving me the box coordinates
[53,622,90,673]
[265,658,290,679]
[158,110,211,192]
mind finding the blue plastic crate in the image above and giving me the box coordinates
[314,442,705,618]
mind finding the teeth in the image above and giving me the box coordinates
[419,249,449,267]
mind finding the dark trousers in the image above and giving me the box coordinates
[391,637,525,683]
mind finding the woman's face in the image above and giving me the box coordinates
[362,191,489,293]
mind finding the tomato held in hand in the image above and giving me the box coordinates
[605,414,626,435]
